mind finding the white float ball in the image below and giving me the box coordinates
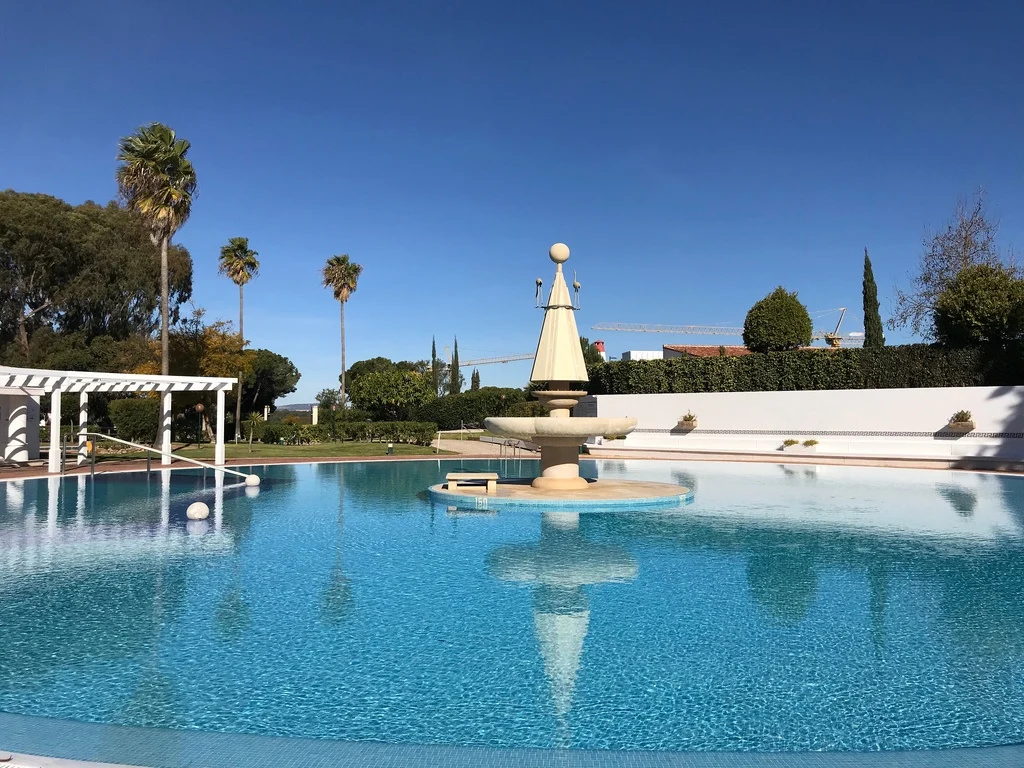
[186,501,210,520]
[245,474,261,487]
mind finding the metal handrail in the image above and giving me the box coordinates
[82,432,253,481]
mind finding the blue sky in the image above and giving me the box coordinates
[2,1,1022,402]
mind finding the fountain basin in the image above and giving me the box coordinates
[484,416,638,442]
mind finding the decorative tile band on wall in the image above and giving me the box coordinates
[635,428,1024,439]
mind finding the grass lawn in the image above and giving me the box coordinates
[93,441,449,463]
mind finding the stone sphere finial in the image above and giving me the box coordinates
[549,243,570,263]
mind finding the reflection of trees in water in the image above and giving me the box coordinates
[938,485,977,515]
[321,466,353,624]
[581,508,1024,674]
[0,567,189,683]
[745,549,819,624]
[215,585,251,639]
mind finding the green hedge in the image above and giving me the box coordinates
[108,398,160,443]
[261,421,437,446]
[416,387,526,430]
[587,344,1024,395]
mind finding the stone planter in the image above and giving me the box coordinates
[947,420,975,432]
[677,419,698,430]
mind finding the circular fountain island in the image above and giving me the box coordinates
[429,243,691,510]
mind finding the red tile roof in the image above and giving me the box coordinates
[663,345,752,358]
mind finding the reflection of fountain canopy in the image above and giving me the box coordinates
[488,512,637,720]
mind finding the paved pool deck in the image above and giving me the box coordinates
[3,710,1024,768]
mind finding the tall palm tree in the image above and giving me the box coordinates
[321,254,362,407]
[219,237,260,441]
[116,123,198,375]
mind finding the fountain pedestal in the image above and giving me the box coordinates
[428,242,690,510]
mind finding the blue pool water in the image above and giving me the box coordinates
[2,459,1024,755]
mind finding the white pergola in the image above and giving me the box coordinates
[0,365,237,473]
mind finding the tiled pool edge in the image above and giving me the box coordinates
[4,711,1024,768]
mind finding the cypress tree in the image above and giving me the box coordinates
[450,337,461,394]
[431,336,441,395]
[470,368,481,390]
[863,248,885,348]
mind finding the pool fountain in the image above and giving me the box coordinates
[429,243,689,508]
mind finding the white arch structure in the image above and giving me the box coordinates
[0,365,237,473]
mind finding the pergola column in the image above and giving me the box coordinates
[77,391,89,465]
[160,391,172,466]
[215,389,226,466]
[47,389,62,473]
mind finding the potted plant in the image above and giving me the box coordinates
[801,439,819,453]
[678,412,698,430]
[781,438,800,451]
[947,410,975,432]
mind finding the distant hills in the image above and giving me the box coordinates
[276,403,315,411]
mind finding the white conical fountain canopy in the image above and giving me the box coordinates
[530,243,588,385]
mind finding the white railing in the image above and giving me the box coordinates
[78,432,254,481]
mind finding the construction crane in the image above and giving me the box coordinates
[442,348,534,366]
[462,353,534,366]
[592,309,864,348]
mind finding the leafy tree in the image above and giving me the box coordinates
[322,254,362,408]
[580,336,604,367]
[64,201,193,339]
[742,287,813,352]
[891,191,1006,338]
[346,357,428,388]
[219,237,260,440]
[470,368,481,390]
[316,388,343,438]
[934,264,1024,347]
[449,337,461,395]
[0,192,88,354]
[134,309,253,428]
[241,349,300,416]
[349,369,434,421]
[116,123,198,375]
[0,193,194,359]
[862,249,885,348]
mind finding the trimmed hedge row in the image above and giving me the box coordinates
[587,344,1024,395]
[416,387,527,430]
[260,421,437,446]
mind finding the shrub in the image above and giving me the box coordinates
[743,287,813,352]
[681,411,696,422]
[783,439,799,447]
[950,410,973,424]
[108,398,160,443]
[802,439,818,447]
[586,343,1024,395]
[416,387,525,430]
[260,423,286,444]
[508,400,547,418]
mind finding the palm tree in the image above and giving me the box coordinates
[247,412,263,452]
[321,255,362,407]
[219,237,260,441]
[116,123,198,375]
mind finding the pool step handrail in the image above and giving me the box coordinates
[81,431,255,482]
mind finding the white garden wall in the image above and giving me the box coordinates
[581,387,1024,461]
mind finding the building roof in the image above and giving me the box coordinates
[663,345,753,358]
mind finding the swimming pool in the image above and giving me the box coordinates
[2,459,1024,763]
